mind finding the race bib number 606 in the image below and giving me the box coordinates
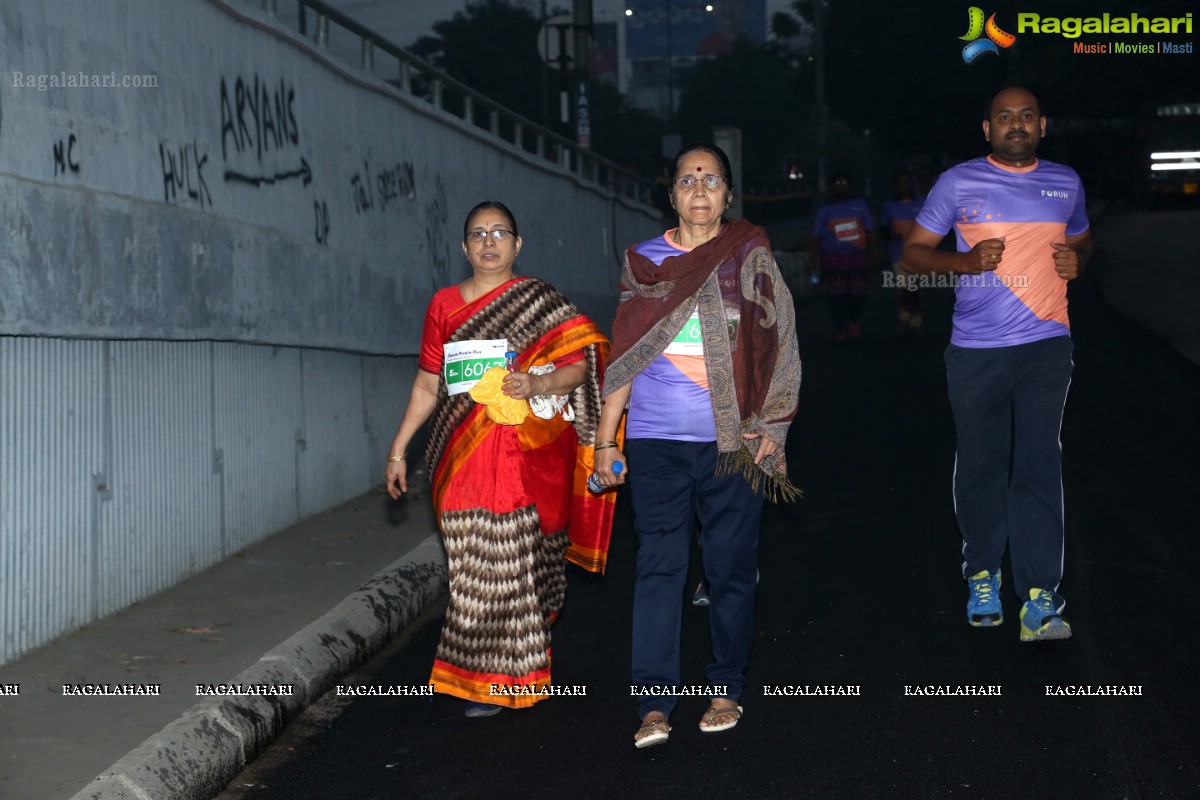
[443,339,508,395]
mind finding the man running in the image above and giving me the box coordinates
[902,86,1093,642]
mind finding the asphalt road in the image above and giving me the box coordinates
[215,216,1200,800]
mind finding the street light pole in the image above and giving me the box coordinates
[665,0,673,130]
[813,0,828,193]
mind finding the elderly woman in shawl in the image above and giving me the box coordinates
[591,144,801,748]
[385,200,614,718]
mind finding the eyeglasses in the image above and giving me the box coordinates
[465,229,515,243]
[674,174,725,191]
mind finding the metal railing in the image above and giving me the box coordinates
[263,0,655,206]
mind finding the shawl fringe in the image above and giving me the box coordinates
[716,448,803,504]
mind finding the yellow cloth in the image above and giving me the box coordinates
[468,367,530,425]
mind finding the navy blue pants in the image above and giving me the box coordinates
[626,438,763,718]
[945,336,1073,601]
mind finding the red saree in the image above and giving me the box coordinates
[423,277,613,707]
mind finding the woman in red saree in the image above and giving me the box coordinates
[384,201,614,717]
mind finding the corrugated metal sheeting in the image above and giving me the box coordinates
[296,350,371,518]
[0,338,106,664]
[213,344,306,554]
[0,336,404,666]
[98,341,223,617]
[361,355,419,485]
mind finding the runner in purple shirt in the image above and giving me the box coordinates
[811,172,880,341]
[902,87,1094,644]
[880,172,925,334]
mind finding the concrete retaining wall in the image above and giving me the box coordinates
[0,0,660,665]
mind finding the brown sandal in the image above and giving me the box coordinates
[699,699,743,733]
[634,712,671,749]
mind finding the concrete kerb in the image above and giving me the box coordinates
[68,535,449,800]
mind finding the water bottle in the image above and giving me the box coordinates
[503,350,518,371]
[587,460,623,493]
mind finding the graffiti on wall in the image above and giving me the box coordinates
[220,75,311,188]
[313,198,330,245]
[159,140,213,209]
[226,157,312,188]
[216,73,327,242]
[376,161,415,211]
[147,70,464,259]
[220,75,299,161]
[350,160,416,214]
[52,134,80,176]
[423,175,451,286]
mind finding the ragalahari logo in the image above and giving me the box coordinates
[960,7,1017,62]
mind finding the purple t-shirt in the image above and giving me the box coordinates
[813,197,875,255]
[880,198,924,263]
[624,232,717,442]
[916,156,1089,348]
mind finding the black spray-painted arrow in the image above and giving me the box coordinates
[224,157,312,187]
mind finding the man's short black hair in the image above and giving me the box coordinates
[983,86,1042,120]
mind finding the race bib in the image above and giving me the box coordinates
[443,339,508,396]
[831,217,866,249]
[664,311,703,356]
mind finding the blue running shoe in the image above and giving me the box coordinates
[966,569,1003,626]
[1019,588,1072,642]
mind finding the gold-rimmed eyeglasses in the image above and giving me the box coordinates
[465,229,515,243]
[673,174,725,191]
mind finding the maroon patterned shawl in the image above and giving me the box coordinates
[604,219,802,501]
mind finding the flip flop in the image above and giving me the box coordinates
[699,701,743,733]
[634,714,671,749]
[464,701,503,718]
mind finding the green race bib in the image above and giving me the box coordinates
[443,339,508,395]
[664,312,703,356]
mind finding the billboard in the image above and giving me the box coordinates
[624,0,767,59]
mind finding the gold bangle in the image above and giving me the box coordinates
[594,440,619,448]
[386,454,406,462]
[594,443,618,451]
